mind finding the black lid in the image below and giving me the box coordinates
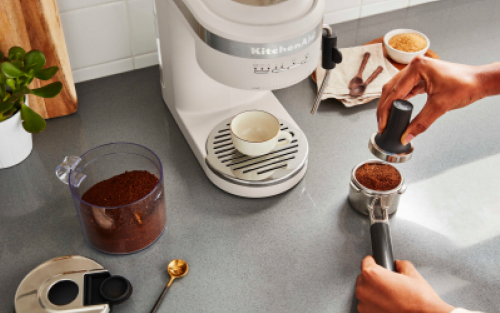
[100,275,133,306]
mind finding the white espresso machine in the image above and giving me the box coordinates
[154,0,333,197]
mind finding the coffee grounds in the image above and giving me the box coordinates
[355,163,401,191]
[79,170,166,254]
[82,171,158,206]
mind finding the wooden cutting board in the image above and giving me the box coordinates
[0,0,77,119]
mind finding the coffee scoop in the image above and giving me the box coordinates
[369,99,414,163]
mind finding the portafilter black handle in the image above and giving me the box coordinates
[375,99,413,154]
[370,222,395,272]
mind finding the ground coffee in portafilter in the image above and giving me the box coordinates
[80,170,166,254]
[355,163,401,191]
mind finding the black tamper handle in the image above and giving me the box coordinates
[375,99,413,154]
[321,30,342,70]
[370,223,396,272]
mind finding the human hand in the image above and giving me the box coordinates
[356,256,455,313]
[377,56,484,145]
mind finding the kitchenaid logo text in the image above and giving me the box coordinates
[250,32,316,55]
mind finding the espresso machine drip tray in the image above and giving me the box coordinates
[206,117,308,187]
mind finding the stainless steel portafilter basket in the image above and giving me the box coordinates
[369,99,414,163]
[349,160,406,216]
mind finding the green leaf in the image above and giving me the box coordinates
[0,51,3,61]
[0,85,5,99]
[1,62,25,78]
[25,50,46,71]
[20,103,46,133]
[18,77,27,89]
[5,105,19,116]
[12,60,23,69]
[0,95,19,112]
[34,66,59,80]
[12,86,31,96]
[6,78,16,90]
[3,101,21,117]
[0,99,15,114]
[8,47,26,61]
[31,82,62,98]
[0,71,6,84]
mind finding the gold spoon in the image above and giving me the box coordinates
[150,259,189,313]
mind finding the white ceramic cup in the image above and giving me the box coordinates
[230,110,292,157]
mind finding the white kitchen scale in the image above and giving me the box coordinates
[154,0,326,197]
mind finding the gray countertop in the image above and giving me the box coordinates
[2,0,500,312]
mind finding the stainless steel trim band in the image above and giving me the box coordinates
[198,23,322,59]
[231,0,288,6]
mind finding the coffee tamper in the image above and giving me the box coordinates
[369,99,414,163]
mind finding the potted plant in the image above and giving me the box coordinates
[0,47,62,169]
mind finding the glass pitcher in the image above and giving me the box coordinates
[56,142,166,254]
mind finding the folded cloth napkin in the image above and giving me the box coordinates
[315,43,399,107]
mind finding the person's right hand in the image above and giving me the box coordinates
[377,56,485,145]
[356,256,455,313]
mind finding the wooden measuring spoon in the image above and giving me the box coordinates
[350,66,384,97]
[348,52,371,93]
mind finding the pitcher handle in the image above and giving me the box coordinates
[55,156,83,185]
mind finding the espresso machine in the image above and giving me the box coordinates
[154,0,337,197]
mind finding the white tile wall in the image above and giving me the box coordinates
[57,0,160,83]
[126,0,157,55]
[60,2,132,69]
[56,0,440,83]
[360,0,409,18]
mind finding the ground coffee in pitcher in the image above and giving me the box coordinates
[80,170,166,254]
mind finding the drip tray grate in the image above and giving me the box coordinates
[206,117,308,186]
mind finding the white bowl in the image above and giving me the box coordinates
[383,29,430,65]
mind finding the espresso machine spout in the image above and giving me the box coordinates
[311,25,342,114]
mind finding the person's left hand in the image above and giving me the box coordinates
[356,256,455,313]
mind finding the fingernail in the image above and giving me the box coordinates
[402,134,414,145]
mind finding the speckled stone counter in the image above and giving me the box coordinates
[1,0,500,312]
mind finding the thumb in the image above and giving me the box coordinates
[395,260,422,279]
[401,97,446,145]
[361,255,378,270]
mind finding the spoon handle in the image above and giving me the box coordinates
[364,66,383,86]
[357,52,371,77]
[150,279,174,313]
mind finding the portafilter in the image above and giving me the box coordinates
[349,160,407,271]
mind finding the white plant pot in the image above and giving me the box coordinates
[0,100,33,169]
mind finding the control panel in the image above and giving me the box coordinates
[253,54,311,74]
